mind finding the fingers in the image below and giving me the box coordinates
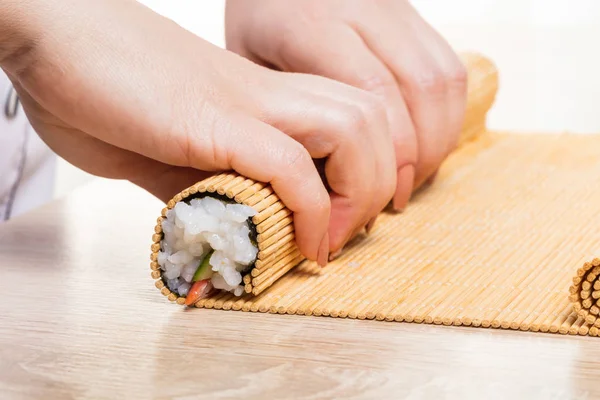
[18,66,331,265]
[209,114,331,265]
[253,22,418,212]
[351,1,468,187]
[255,72,396,252]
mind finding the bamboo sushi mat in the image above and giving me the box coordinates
[153,54,600,337]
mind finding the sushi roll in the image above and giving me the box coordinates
[150,173,305,306]
[570,258,600,335]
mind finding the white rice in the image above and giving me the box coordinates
[157,196,258,297]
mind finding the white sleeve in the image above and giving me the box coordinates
[0,73,56,221]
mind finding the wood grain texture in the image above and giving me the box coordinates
[2,179,600,399]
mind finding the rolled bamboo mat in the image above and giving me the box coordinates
[150,53,600,337]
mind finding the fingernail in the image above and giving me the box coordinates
[366,216,378,234]
[317,232,329,267]
[329,248,343,262]
[393,164,415,211]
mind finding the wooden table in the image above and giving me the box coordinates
[2,179,599,399]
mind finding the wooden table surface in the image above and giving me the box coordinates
[2,179,600,399]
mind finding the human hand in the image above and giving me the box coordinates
[1,0,397,264]
[226,0,468,210]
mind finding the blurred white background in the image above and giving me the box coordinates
[53,0,600,198]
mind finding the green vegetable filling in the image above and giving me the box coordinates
[193,249,215,282]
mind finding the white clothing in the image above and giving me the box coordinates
[0,72,56,221]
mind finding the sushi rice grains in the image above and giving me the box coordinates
[157,196,258,298]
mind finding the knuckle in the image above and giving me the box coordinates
[406,60,468,97]
[336,103,369,134]
[406,67,447,96]
[446,61,468,89]
[356,73,394,97]
[285,143,312,171]
[359,94,387,124]
[338,94,387,135]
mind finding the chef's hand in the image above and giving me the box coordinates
[226,0,468,210]
[0,0,397,264]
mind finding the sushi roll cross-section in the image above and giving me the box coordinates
[157,194,258,303]
[150,173,305,306]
